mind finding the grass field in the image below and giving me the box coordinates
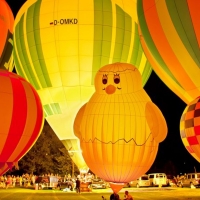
[0,186,200,200]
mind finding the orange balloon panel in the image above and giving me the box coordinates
[180,97,200,162]
[0,0,14,70]
[74,63,167,184]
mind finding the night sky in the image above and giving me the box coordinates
[6,0,200,175]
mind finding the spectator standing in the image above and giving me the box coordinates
[12,176,16,187]
[75,178,81,194]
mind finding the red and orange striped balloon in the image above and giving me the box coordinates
[0,0,14,71]
[0,70,44,175]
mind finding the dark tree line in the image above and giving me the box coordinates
[7,120,79,176]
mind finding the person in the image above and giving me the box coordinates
[124,191,133,200]
[110,191,120,200]
[75,178,81,194]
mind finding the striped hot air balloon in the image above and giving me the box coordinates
[0,70,44,176]
[0,0,14,71]
[137,0,200,105]
[13,0,152,172]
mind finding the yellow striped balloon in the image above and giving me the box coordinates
[138,0,200,104]
[13,0,152,171]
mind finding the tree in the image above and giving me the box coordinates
[8,120,79,176]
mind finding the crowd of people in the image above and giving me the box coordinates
[0,172,94,190]
[0,173,37,189]
[0,173,133,199]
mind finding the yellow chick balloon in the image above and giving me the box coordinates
[74,62,167,193]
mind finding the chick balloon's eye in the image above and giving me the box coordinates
[114,74,120,84]
[102,75,108,84]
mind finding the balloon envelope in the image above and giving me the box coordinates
[0,0,14,71]
[137,0,200,104]
[0,70,44,175]
[13,0,152,170]
[180,97,200,162]
[75,63,167,192]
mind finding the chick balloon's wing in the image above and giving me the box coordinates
[145,101,168,143]
[73,103,87,139]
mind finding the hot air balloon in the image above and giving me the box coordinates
[0,70,44,176]
[180,97,200,163]
[0,0,14,71]
[13,0,152,172]
[137,0,200,105]
[137,0,200,162]
[74,62,167,193]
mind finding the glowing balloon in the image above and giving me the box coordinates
[62,139,89,173]
[137,0,200,105]
[0,70,44,176]
[0,0,14,71]
[180,97,200,162]
[74,62,167,193]
[13,0,153,171]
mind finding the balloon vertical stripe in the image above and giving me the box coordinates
[188,1,200,48]
[113,5,131,63]
[92,0,112,79]
[16,83,44,161]
[0,76,27,161]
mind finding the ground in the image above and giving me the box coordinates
[0,186,200,200]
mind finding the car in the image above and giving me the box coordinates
[129,175,150,188]
[91,178,108,189]
[35,176,58,190]
[148,173,168,187]
[166,175,177,187]
[177,173,200,188]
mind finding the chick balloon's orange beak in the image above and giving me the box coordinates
[105,84,116,94]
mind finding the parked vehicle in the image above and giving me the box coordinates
[148,173,168,186]
[166,175,177,187]
[177,173,200,188]
[91,178,107,189]
[129,175,150,188]
[35,176,58,190]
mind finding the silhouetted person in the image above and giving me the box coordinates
[110,191,120,200]
[75,178,81,194]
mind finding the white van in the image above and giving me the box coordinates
[129,175,150,188]
[148,173,167,186]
